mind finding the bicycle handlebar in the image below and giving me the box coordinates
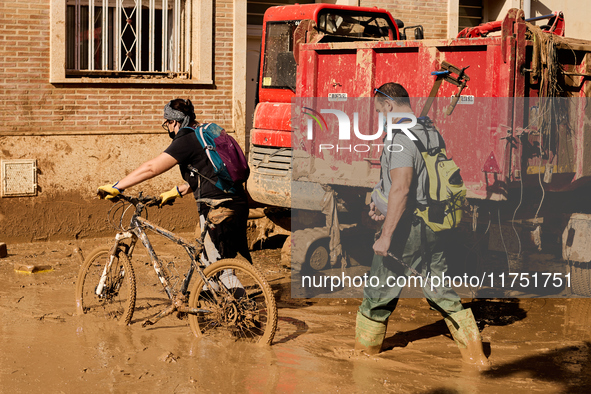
[104,192,174,232]
[114,193,165,207]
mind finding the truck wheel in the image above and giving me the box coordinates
[307,239,329,271]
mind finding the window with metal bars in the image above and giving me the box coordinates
[65,0,189,77]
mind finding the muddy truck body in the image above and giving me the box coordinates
[247,4,591,295]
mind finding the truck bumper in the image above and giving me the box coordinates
[247,170,326,210]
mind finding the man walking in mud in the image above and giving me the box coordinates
[354,82,489,368]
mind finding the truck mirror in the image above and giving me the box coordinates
[414,26,424,40]
[403,25,424,40]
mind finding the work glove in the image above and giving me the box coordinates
[159,186,182,207]
[97,182,123,200]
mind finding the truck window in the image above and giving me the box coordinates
[317,11,393,40]
[262,21,299,91]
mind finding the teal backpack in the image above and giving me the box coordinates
[188,123,250,194]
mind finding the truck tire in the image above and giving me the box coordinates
[307,240,329,271]
[292,227,330,272]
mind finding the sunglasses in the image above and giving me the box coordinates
[374,88,396,101]
[162,119,175,131]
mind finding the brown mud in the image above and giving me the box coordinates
[0,196,200,243]
[1,236,591,393]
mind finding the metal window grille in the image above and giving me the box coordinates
[65,0,189,75]
[1,160,37,197]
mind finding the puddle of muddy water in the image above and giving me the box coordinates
[1,237,591,393]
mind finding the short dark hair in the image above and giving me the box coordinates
[374,82,411,108]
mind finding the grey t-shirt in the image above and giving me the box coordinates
[380,119,442,206]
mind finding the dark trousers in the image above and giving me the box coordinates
[199,197,252,264]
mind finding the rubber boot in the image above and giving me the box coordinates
[354,312,387,355]
[444,308,490,369]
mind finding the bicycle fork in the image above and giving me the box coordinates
[96,232,135,297]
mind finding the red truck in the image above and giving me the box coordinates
[247,3,591,296]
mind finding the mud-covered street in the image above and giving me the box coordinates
[1,235,591,393]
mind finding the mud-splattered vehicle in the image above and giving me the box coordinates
[247,3,591,296]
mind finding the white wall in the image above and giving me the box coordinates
[531,0,591,40]
[486,0,591,40]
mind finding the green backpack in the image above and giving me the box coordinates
[410,121,466,232]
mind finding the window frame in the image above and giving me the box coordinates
[50,0,213,84]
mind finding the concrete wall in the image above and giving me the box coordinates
[487,0,591,41]
[0,0,245,242]
[482,1,591,41]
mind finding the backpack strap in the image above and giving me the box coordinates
[409,119,446,154]
[187,164,227,192]
[408,129,428,153]
[196,123,220,173]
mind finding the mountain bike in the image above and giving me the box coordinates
[75,193,277,345]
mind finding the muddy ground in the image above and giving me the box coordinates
[1,235,591,393]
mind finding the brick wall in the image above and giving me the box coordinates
[0,0,239,242]
[362,0,449,39]
[0,0,236,135]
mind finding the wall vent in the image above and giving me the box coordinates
[1,159,37,197]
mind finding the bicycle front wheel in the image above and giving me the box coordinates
[75,246,136,325]
[188,258,277,345]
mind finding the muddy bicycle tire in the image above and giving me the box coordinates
[75,247,136,325]
[188,258,278,345]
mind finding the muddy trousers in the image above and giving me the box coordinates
[358,220,463,323]
[356,221,488,365]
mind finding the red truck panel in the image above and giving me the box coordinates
[250,7,591,208]
[253,102,292,132]
[296,38,517,200]
[293,10,591,201]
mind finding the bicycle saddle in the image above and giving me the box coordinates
[195,198,232,208]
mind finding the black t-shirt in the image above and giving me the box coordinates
[164,127,232,200]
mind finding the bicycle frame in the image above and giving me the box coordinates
[96,198,215,326]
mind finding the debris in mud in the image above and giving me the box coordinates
[14,263,53,274]
[159,352,179,363]
[73,247,84,264]
[33,313,65,323]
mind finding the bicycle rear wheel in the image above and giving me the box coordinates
[75,246,136,325]
[188,258,277,345]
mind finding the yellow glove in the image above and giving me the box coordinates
[97,182,123,200]
[159,186,181,207]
